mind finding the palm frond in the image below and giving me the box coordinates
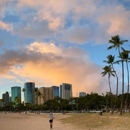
[107,46,114,50]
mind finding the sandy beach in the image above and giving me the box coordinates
[0,112,79,130]
[1,112,130,130]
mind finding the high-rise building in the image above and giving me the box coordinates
[2,93,9,106]
[11,86,21,102]
[51,86,59,98]
[79,92,86,97]
[60,83,72,99]
[24,82,35,104]
[38,87,54,105]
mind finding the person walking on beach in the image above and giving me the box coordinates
[48,110,54,129]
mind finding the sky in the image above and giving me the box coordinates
[0,0,130,99]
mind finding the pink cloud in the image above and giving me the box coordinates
[0,42,109,96]
[0,21,13,31]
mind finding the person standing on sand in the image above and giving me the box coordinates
[48,110,54,129]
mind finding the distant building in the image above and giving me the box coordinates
[79,92,86,97]
[38,87,54,105]
[2,93,9,106]
[24,82,35,104]
[60,83,72,99]
[11,86,21,102]
[51,86,59,98]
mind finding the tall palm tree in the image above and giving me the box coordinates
[22,88,26,106]
[33,88,38,104]
[5,91,9,106]
[42,95,44,105]
[116,52,126,115]
[108,35,128,115]
[36,90,43,114]
[37,91,43,105]
[6,91,9,95]
[15,96,21,105]
[108,35,128,54]
[120,48,130,110]
[101,65,115,112]
[14,96,21,111]
[104,55,119,113]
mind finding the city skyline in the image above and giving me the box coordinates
[0,0,130,98]
[1,82,86,101]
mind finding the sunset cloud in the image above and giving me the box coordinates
[0,0,129,97]
[97,5,130,36]
[0,42,111,95]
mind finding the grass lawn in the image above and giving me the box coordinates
[61,113,130,130]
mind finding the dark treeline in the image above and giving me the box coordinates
[1,92,130,112]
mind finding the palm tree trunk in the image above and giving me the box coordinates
[120,61,124,115]
[108,75,113,113]
[125,61,129,111]
[111,64,118,114]
[24,92,25,106]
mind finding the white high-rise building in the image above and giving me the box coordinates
[60,83,72,99]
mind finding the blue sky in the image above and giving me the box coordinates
[0,0,130,99]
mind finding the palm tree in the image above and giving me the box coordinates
[15,96,21,105]
[101,65,115,112]
[33,88,38,104]
[6,91,9,95]
[108,35,128,115]
[37,91,43,105]
[36,91,43,114]
[108,35,128,54]
[116,52,126,115]
[120,48,130,110]
[5,91,9,106]
[104,55,119,113]
[22,88,26,106]
[14,96,21,111]
[42,95,44,105]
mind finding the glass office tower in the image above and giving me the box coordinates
[51,86,59,98]
[24,82,35,104]
[11,86,21,102]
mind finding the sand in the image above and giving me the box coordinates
[1,112,129,130]
[0,112,79,130]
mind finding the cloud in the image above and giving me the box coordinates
[97,5,130,37]
[12,20,54,39]
[14,0,130,43]
[0,42,110,95]
[2,75,16,79]
[0,0,7,18]
[0,1,127,96]
[0,21,13,31]
[61,25,93,44]
[0,40,4,47]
